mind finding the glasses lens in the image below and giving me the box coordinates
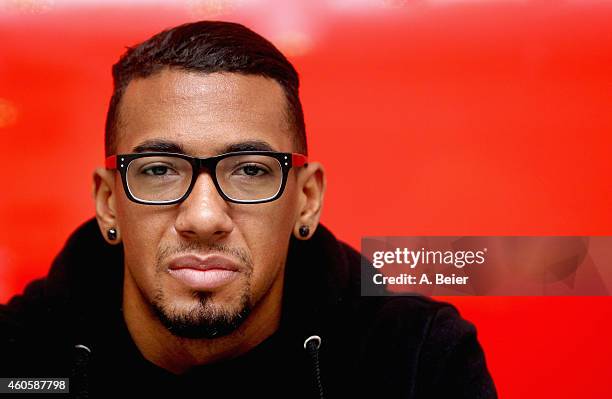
[126,156,192,203]
[217,154,283,202]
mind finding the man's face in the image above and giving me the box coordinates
[110,69,300,338]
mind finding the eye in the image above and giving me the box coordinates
[235,164,268,177]
[141,164,177,176]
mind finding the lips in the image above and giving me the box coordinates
[167,255,241,290]
[168,255,240,272]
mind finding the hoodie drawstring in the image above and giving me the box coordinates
[304,335,325,399]
[71,344,91,398]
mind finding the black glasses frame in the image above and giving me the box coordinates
[105,151,308,205]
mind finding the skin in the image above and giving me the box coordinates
[93,68,325,374]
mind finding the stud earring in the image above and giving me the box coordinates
[107,228,117,241]
[299,225,310,238]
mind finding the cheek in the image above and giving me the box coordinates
[116,199,175,292]
[242,218,291,299]
[231,183,299,291]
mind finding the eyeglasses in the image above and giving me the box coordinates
[105,151,308,205]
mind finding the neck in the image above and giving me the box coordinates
[122,268,284,374]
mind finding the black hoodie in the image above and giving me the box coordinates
[0,218,496,398]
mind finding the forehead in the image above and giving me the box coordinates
[115,68,293,155]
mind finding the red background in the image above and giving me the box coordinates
[1,1,611,397]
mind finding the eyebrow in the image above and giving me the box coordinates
[131,139,276,155]
[223,140,275,153]
[132,139,185,154]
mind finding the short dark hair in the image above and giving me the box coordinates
[105,20,307,156]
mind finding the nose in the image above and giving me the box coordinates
[174,172,234,242]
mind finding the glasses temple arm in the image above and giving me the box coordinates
[105,155,117,170]
[292,153,308,167]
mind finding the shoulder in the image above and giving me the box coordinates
[0,218,120,374]
[356,294,472,348]
[330,238,496,398]
[353,295,496,398]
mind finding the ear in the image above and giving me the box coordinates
[293,162,326,240]
[93,167,121,244]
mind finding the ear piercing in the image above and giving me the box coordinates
[299,225,310,238]
[107,228,117,241]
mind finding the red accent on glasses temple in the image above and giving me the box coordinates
[292,153,308,167]
[105,155,117,170]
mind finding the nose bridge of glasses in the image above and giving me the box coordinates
[192,156,216,175]
[191,155,225,185]
[189,156,224,198]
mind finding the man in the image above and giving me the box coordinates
[0,21,496,398]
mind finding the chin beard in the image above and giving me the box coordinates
[152,290,252,339]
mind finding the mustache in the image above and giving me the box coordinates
[156,240,253,272]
